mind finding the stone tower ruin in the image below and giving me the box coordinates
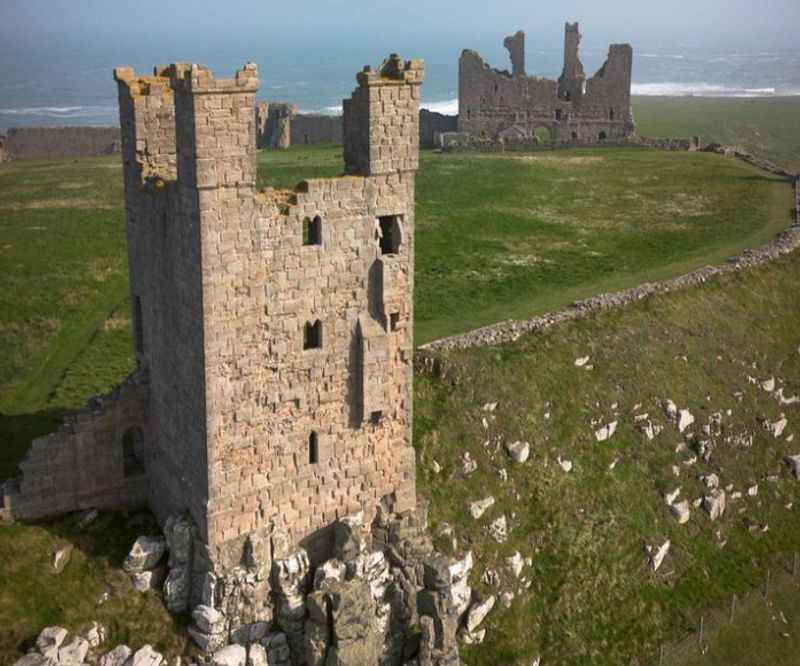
[2,54,475,665]
[111,54,422,559]
[458,22,634,145]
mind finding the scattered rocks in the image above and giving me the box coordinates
[131,566,166,593]
[703,489,727,521]
[431,460,441,474]
[123,536,167,573]
[465,595,496,635]
[678,410,695,433]
[213,644,247,666]
[574,356,591,367]
[594,421,618,442]
[701,473,720,489]
[469,497,495,520]
[488,515,508,543]
[36,626,68,659]
[505,440,530,463]
[50,544,74,575]
[99,645,132,666]
[127,645,165,666]
[664,400,678,419]
[647,540,671,572]
[58,636,90,665]
[664,488,681,505]
[462,451,478,476]
[762,377,776,392]
[670,500,691,525]
[506,551,524,578]
[482,402,498,412]
[747,484,759,497]
[557,456,573,473]
[768,417,789,438]
[785,454,800,479]
[639,420,664,441]
[84,621,106,648]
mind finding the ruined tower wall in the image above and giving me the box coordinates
[290,114,344,145]
[3,373,150,521]
[114,66,213,537]
[201,57,422,563]
[458,23,634,145]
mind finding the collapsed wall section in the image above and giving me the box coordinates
[3,373,150,521]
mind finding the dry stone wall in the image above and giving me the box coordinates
[458,23,634,146]
[1,126,121,160]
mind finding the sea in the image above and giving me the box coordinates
[1,42,799,131]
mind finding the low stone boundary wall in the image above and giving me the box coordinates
[1,371,151,521]
[2,126,121,160]
[419,150,800,354]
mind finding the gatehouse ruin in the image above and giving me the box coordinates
[456,23,635,146]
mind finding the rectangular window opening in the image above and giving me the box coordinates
[370,410,383,425]
[390,313,400,331]
[378,216,402,256]
[304,320,323,350]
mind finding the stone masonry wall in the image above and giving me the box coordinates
[2,372,150,521]
[114,64,216,539]
[204,55,423,566]
[290,114,343,145]
[458,23,634,145]
[419,110,458,149]
[2,126,121,160]
[111,55,424,578]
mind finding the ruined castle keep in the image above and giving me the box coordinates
[2,54,475,665]
[458,23,634,145]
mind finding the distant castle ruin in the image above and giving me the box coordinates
[454,23,634,146]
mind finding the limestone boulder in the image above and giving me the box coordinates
[468,497,494,520]
[246,644,267,666]
[123,536,167,573]
[132,566,166,593]
[212,645,247,666]
[127,645,164,666]
[84,622,106,648]
[163,565,192,613]
[703,489,727,521]
[261,633,291,666]
[670,500,691,525]
[164,515,193,567]
[50,544,74,575]
[785,454,800,479]
[99,645,132,666]
[35,627,68,660]
[465,596,495,634]
[505,441,530,464]
[12,655,54,666]
[488,515,508,543]
[57,636,89,665]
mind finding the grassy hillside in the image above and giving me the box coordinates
[415,253,800,665]
[1,147,793,476]
[633,96,800,173]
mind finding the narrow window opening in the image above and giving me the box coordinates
[378,216,402,255]
[304,320,322,350]
[123,426,145,478]
[304,133,310,144]
[390,313,400,331]
[308,432,319,464]
[599,131,608,142]
[303,216,322,246]
[571,131,578,140]
[555,109,562,121]
[134,295,144,354]
[609,108,615,121]
[370,411,383,425]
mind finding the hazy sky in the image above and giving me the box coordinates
[2,0,799,60]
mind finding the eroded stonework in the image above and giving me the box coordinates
[458,23,635,145]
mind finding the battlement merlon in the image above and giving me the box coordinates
[113,63,259,190]
[344,54,425,177]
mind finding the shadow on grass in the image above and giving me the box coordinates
[0,410,65,480]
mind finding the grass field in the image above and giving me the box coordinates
[0,97,799,664]
[633,96,800,173]
[0,145,793,479]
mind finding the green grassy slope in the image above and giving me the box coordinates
[0,144,794,478]
[415,254,800,665]
[633,96,800,173]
